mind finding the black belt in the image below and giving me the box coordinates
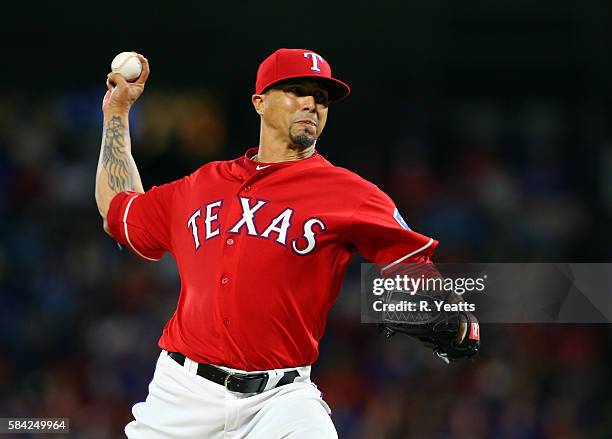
[167,351,300,394]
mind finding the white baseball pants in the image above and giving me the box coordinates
[125,351,338,438]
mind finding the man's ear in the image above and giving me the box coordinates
[252,94,265,115]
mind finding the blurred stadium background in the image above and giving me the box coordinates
[2,1,612,437]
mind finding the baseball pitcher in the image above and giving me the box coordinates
[95,48,479,438]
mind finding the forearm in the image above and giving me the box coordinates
[383,255,463,303]
[95,111,144,231]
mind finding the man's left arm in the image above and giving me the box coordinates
[346,187,480,362]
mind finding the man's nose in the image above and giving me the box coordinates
[300,95,316,112]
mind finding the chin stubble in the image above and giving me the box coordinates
[289,126,317,150]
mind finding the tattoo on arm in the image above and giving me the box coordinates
[102,115,134,192]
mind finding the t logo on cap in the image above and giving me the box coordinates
[255,48,351,102]
[304,52,323,73]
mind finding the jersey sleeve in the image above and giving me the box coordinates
[106,180,179,261]
[347,187,439,271]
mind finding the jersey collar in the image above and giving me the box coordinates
[238,147,327,176]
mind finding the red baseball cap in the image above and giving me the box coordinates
[255,48,350,102]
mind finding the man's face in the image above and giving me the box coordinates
[253,79,330,150]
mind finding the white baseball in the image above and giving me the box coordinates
[111,52,142,81]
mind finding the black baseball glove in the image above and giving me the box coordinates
[379,292,480,363]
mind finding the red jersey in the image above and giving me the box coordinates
[107,148,438,370]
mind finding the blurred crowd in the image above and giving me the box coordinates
[1,87,611,438]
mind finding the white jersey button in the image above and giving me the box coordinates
[226,238,234,245]
[221,277,229,284]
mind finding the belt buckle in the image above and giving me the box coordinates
[224,371,268,393]
[224,372,235,389]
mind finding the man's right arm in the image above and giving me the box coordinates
[95,54,149,235]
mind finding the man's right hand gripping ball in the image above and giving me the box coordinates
[103,53,150,116]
